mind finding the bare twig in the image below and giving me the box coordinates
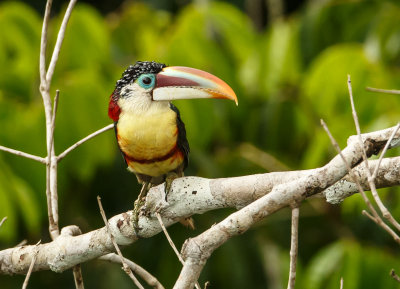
[48,90,60,162]
[155,213,185,264]
[60,226,85,289]
[22,240,41,289]
[72,265,85,289]
[366,87,400,95]
[0,146,46,164]
[372,123,400,180]
[14,240,28,248]
[340,277,344,289]
[321,119,400,244]
[46,0,78,83]
[99,253,165,289]
[57,124,114,161]
[348,76,369,167]
[0,216,7,228]
[42,90,60,241]
[348,76,400,233]
[48,91,60,238]
[287,206,299,289]
[362,210,376,221]
[390,269,400,283]
[155,213,202,289]
[368,124,400,231]
[97,196,144,289]
[39,0,61,240]
[39,0,52,84]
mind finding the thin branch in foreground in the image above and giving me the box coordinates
[340,277,344,289]
[347,76,370,169]
[287,206,299,289]
[390,269,400,283]
[57,124,114,161]
[155,213,185,264]
[368,124,400,231]
[60,225,85,289]
[45,0,77,84]
[155,213,202,289]
[97,196,145,289]
[39,0,52,84]
[47,91,60,239]
[0,216,7,228]
[99,254,165,289]
[0,146,46,164]
[366,87,400,95]
[39,0,58,240]
[22,240,41,289]
[48,90,60,163]
[321,119,400,244]
[348,76,400,233]
[72,265,85,289]
[372,123,400,180]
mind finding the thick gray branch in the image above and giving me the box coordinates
[1,126,399,278]
[324,156,400,203]
[173,125,400,289]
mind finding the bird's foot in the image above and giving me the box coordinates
[132,182,150,231]
[164,172,180,201]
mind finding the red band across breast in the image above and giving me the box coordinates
[124,144,181,164]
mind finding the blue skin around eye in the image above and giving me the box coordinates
[137,74,156,89]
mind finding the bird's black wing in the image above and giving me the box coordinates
[113,121,128,166]
[169,103,190,170]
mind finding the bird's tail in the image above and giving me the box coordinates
[179,217,195,230]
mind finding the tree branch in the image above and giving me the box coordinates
[0,146,46,164]
[57,124,114,162]
[45,0,77,84]
[172,125,399,288]
[99,254,165,289]
[0,217,7,228]
[21,240,40,289]
[1,125,400,278]
[97,196,144,289]
[39,0,52,85]
[61,225,85,289]
[366,87,400,95]
[287,206,299,289]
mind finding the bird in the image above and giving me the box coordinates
[108,61,237,226]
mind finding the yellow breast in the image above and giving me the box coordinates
[117,106,183,176]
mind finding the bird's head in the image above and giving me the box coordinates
[108,61,237,122]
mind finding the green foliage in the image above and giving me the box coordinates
[0,2,41,102]
[1,0,400,288]
[301,240,400,289]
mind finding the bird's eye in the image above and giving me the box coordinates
[137,74,156,89]
[142,77,152,85]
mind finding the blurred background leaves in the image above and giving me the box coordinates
[1,0,400,288]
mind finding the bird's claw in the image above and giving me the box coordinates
[164,172,179,201]
[132,182,150,231]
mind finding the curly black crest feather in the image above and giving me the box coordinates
[114,61,166,93]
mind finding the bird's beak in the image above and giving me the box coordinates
[153,66,238,105]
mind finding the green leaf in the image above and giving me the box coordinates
[0,2,41,102]
[0,157,41,241]
[303,241,345,289]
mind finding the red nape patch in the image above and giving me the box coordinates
[108,94,121,122]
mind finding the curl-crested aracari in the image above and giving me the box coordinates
[108,61,237,225]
